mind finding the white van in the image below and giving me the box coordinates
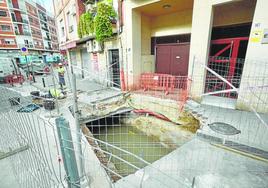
[0,57,17,82]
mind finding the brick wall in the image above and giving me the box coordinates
[0,0,7,8]
[0,22,14,35]
[0,36,17,48]
[26,2,38,17]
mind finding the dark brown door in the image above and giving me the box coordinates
[156,45,171,74]
[156,43,190,76]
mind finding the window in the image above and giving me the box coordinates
[61,26,64,37]
[29,17,33,22]
[0,10,7,17]
[0,25,11,31]
[24,40,29,45]
[5,38,15,45]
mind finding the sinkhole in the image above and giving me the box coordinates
[85,111,199,180]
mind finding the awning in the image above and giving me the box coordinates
[59,41,77,50]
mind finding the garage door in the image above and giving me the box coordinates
[69,51,77,65]
[81,49,91,75]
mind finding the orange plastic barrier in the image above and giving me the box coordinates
[4,74,24,86]
[140,73,176,95]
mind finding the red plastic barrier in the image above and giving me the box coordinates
[140,73,176,94]
[4,74,24,85]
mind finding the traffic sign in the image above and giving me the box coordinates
[21,47,28,55]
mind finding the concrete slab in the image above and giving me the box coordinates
[0,157,20,188]
[201,96,236,109]
[198,104,268,151]
[115,138,268,188]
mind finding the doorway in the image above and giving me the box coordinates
[204,24,252,99]
[156,43,190,76]
[108,49,120,88]
[81,49,91,78]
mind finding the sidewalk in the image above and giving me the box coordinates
[198,104,268,152]
[115,137,268,188]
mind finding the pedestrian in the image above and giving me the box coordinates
[57,63,65,89]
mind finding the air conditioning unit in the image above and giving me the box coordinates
[71,4,76,15]
[86,40,93,52]
[92,40,103,52]
[85,4,93,11]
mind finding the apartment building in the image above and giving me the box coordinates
[54,0,121,84]
[53,0,85,72]
[0,0,59,59]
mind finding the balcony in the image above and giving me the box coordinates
[8,4,27,13]
[39,13,47,22]
[18,43,34,48]
[12,17,29,24]
[25,44,34,48]
[69,25,74,33]
[44,46,53,50]
[15,30,31,36]
[45,36,51,40]
[41,24,49,31]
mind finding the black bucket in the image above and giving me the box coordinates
[43,99,55,110]
[9,97,20,106]
[30,91,40,99]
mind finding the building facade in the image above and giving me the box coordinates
[53,0,85,67]
[122,0,268,112]
[54,0,268,112]
[0,0,59,59]
[53,0,121,83]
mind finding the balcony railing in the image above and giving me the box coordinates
[25,44,34,48]
[44,46,53,50]
[17,43,34,48]
[15,30,31,36]
[12,17,29,24]
[41,25,49,31]
[45,36,51,40]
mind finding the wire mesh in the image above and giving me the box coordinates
[0,86,66,188]
[69,57,267,187]
[1,55,268,188]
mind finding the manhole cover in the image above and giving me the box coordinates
[208,122,241,135]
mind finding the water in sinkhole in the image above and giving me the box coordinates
[87,114,197,177]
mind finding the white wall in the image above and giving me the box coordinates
[64,0,78,41]
[237,0,268,113]
[141,14,154,73]
[16,35,34,48]
[188,0,214,101]
[124,1,142,89]
[151,9,192,37]
[188,0,257,101]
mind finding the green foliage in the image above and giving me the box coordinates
[77,0,117,42]
[77,12,94,38]
[94,0,117,42]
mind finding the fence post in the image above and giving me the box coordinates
[55,116,80,188]
[71,73,85,180]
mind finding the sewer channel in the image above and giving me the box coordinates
[87,112,197,178]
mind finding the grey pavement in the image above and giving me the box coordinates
[115,137,268,188]
[199,104,268,152]
[0,157,20,188]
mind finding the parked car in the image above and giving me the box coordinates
[20,59,47,75]
[0,57,18,83]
